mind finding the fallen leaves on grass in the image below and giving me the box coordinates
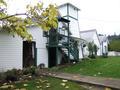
[60,83,66,86]
[62,80,68,83]
[105,87,112,90]
[0,85,14,89]
[23,84,28,87]
[65,86,69,89]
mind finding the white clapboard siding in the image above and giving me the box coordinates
[79,45,83,59]
[58,5,67,17]
[37,48,48,67]
[69,17,80,38]
[28,26,48,67]
[93,33,101,56]
[0,32,22,72]
[69,4,78,19]
[80,30,101,56]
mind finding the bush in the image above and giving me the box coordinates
[81,57,91,60]
[88,54,96,59]
[0,66,37,83]
[30,66,36,75]
[0,72,6,84]
[5,69,18,82]
[23,68,30,75]
[102,53,108,58]
[23,66,36,75]
[109,39,120,51]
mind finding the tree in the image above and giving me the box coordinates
[88,42,98,58]
[109,39,120,52]
[88,42,94,57]
[0,0,58,40]
[93,44,98,55]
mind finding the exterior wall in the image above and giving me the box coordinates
[103,41,108,54]
[83,46,89,57]
[57,50,62,65]
[100,44,103,55]
[58,4,80,38]
[37,49,48,67]
[58,6,67,17]
[69,5,78,19]
[59,4,82,59]
[81,32,101,57]
[69,17,80,38]
[79,45,83,59]
[28,26,48,67]
[93,34,101,56]
[0,31,22,72]
[100,41,108,55]
[0,26,49,72]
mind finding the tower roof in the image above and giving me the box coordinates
[58,3,80,11]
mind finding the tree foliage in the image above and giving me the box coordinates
[93,44,98,55]
[0,0,58,40]
[108,34,120,51]
[88,42,98,58]
[109,40,120,52]
[88,42,94,56]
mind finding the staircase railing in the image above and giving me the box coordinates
[60,37,79,61]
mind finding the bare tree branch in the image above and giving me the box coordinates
[0,13,27,20]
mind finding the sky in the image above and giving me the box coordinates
[6,0,120,35]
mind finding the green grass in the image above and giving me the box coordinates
[0,76,86,90]
[52,56,120,78]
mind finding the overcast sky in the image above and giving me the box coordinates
[7,0,120,35]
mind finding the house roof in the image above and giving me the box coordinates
[80,29,96,42]
[57,16,70,22]
[58,3,80,11]
[80,29,100,44]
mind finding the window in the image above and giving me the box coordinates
[43,31,48,37]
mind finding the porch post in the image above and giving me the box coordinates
[68,22,70,63]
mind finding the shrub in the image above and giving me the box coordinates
[102,53,108,58]
[88,54,96,59]
[30,66,36,75]
[0,72,6,84]
[23,66,36,75]
[87,42,98,59]
[0,66,37,83]
[23,68,30,75]
[81,57,91,60]
[5,69,18,82]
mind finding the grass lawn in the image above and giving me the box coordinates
[0,76,86,90]
[51,56,120,78]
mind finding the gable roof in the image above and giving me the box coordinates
[80,29,97,42]
[58,3,80,11]
[80,29,100,44]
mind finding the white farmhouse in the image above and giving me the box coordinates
[98,35,109,55]
[80,29,101,57]
[0,3,83,72]
[0,26,49,71]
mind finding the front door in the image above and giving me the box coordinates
[23,41,36,68]
[48,47,57,67]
